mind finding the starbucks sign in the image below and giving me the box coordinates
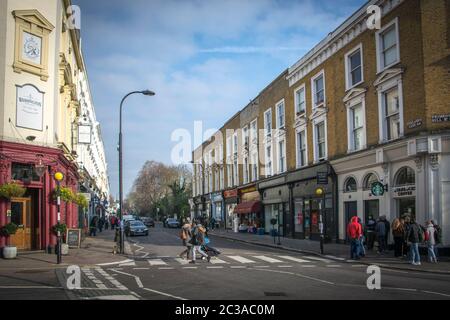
[371,182,385,196]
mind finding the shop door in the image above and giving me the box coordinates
[397,198,416,220]
[10,198,32,250]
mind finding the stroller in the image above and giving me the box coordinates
[201,234,221,257]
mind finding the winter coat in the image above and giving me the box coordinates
[407,223,421,243]
[426,224,436,246]
[347,216,362,240]
[375,220,386,237]
[366,219,376,232]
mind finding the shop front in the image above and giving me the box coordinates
[0,141,80,251]
[234,185,262,233]
[211,192,224,225]
[287,163,337,242]
[258,176,290,237]
[223,189,238,230]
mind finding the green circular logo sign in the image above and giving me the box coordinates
[371,182,385,196]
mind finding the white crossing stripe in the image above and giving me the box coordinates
[174,258,190,265]
[210,257,229,264]
[147,259,168,266]
[277,256,312,263]
[227,256,256,264]
[253,256,284,263]
[303,256,333,263]
[119,261,136,267]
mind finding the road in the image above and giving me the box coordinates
[83,224,450,300]
[1,224,450,301]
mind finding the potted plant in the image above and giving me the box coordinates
[0,182,26,200]
[52,223,69,256]
[0,223,19,259]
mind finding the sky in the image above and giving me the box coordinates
[73,0,365,198]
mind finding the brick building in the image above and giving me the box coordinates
[191,0,450,245]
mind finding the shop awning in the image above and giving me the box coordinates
[234,201,261,214]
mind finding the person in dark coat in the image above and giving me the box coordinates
[365,215,377,250]
[375,217,387,254]
[383,216,390,250]
[89,216,98,237]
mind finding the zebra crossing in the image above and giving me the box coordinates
[107,254,363,270]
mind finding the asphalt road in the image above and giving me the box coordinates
[1,224,450,301]
[91,224,450,301]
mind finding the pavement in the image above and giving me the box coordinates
[208,228,450,275]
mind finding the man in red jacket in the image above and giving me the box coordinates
[347,216,362,260]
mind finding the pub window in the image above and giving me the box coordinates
[11,163,40,182]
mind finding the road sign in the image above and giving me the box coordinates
[371,182,385,196]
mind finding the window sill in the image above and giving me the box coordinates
[376,61,401,75]
[345,81,364,92]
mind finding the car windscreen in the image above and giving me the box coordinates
[130,221,145,227]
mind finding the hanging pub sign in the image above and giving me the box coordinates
[16,84,44,131]
[316,172,328,185]
[78,124,92,144]
[371,182,385,196]
[392,185,416,198]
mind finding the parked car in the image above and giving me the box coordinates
[141,217,155,227]
[125,220,149,237]
[166,218,180,229]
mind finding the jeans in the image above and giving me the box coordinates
[350,239,360,259]
[191,245,208,261]
[410,243,420,264]
[359,237,366,256]
[428,244,437,262]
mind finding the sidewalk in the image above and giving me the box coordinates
[0,230,131,270]
[210,228,450,275]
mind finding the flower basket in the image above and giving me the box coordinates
[0,223,18,238]
[74,193,89,210]
[51,223,67,236]
[0,183,26,200]
[52,187,75,203]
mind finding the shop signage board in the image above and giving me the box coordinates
[371,182,385,196]
[223,189,238,199]
[16,84,44,131]
[66,229,81,248]
[393,185,416,198]
[316,172,328,185]
[78,124,92,144]
[432,114,450,123]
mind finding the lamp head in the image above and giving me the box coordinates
[141,90,155,96]
[315,187,324,196]
[55,172,64,182]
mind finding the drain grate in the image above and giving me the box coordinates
[264,292,286,297]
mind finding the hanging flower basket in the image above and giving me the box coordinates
[0,183,26,200]
[74,193,89,210]
[51,223,67,236]
[52,187,75,203]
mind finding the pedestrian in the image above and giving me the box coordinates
[406,218,423,266]
[391,218,405,258]
[357,218,366,257]
[425,221,438,263]
[98,217,104,233]
[210,217,216,231]
[189,223,210,264]
[375,216,387,254]
[383,216,390,251]
[179,219,192,260]
[365,215,377,250]
[104,219,109,230]
[347,216,362,260]
[89,216,98,237]
[431,220,442,259]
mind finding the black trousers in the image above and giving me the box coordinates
[367,232,376,250]
[394,237,403,257]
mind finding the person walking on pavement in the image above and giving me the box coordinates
[347,216,362,260]
[425,221,438,263]
[98,217,104,233]
[375,216,387,254]
[89,216,98,237]
[431,220,442,259]
[365,215,377,250]
[406,218,423,266]
[392,218,405,258]
[383,216,390,251]
[104,218,109,230]
[357,218,366,257]
[179,218,192,260]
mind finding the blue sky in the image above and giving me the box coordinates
[73,0,365,198]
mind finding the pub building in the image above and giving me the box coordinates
[223,189,238,230]
[0,142,80,251]
[234,184,262,233]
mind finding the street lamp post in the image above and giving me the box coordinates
[119,90,155,254]
[315,187,325,254]
[54,172,64,264]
